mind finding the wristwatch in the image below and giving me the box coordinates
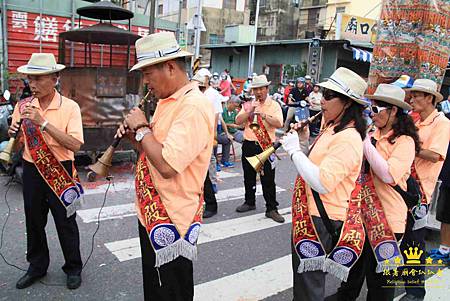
[135,127,151,142]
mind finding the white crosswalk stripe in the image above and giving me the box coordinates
[194,255,292,301]
[77,184,285,223]
[78,168,294,300]
[104,207,292,262]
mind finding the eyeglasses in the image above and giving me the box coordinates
[323,89,342,101]
[371,105,390,114]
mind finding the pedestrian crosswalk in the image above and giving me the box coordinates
[78,168,294,300]
[77,166,450,301]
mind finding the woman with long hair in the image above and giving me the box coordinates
[280,67,368,301]
[331,84,420,301]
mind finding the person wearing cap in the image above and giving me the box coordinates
[284,77,308,131]
[399,79,450,301]
[235,74,285,223]
[8,53,84,290]
[284,80,295,105]
[304,75,314,95]
[219,72,231,100]
[280,67,368,301]
[306,83,322,136]
[211,72,220,89]
[117,32,214,300]
[333,84,421,301]
[391,74,419,122]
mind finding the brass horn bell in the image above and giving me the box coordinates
[0,137,16,164]
[245,143,280,172]
[249,114,260,130]
[88,144,116,177]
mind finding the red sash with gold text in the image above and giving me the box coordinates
[135,153,204,267]
[20,97,83,217]
[292,175,365,282]
[359,168,404,272]
[249,114,272,150]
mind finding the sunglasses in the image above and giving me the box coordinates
[371,105,391,114]
[323,89,343,101]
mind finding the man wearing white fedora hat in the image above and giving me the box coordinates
[116,32,214,300]
[398,79,450,301]
[8,53,84,290]
[235,74,285,223]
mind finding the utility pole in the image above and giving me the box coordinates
[249,0,260,75]
[193,0,202,59]
[176,0,183,42]
[148,0,156,34]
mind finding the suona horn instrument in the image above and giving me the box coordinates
[246,112,322,172]
[0,120,23,164]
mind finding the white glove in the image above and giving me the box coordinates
[280,131,301,157]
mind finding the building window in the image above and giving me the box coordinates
[183,0,187,9]
[336,6,345,14]
[308,8,319,27]
[293,0,301,8]
[209,34,224,44]
[158,4,163,15]
[312,0,320,6]
[260,0,267,7]
[223,0,237,9]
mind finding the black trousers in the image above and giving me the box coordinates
[293,216,343,301]
[22,160,82,277]
[242,140,279,212]
[334,232,403,301]
[203,170,217,212]
[399,214,427,298]
[139,222,194,301]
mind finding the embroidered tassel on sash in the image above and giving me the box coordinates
[135,153,204,267]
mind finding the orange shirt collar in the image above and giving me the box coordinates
[159,82,197,104]
[31,89,62,111]
[418,109,439,126]
[373,128,394,141]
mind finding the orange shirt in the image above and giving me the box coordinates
[136,83,214,237]
[371,130,415,233]
[236,96,283,142]
[11,90,84,163]
[307,126,363,221]
[414,110,450,203]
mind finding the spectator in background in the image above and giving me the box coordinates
[304,75,314,95]
[219,73,231,100]
[211,72,220,90]
[391,75,418,122]
[307,83,322,136]
[284,80,294,104]
[216,96,244,168]
[283,77,308,131]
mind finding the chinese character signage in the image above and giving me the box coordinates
[6,9,173,77]
[335,13,377,44]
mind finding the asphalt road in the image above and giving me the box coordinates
[0,155,447,301]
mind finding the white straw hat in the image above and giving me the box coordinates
[17,53,65,75]
[365,84,411,110]
[406,78,444,103]
[250,74,271,88]
[130,32,192,71]
[317,67,368,105]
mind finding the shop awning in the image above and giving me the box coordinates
[352,47,373,63]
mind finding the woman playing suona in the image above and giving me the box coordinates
[280,67,368,301]
[331,84,421,301]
